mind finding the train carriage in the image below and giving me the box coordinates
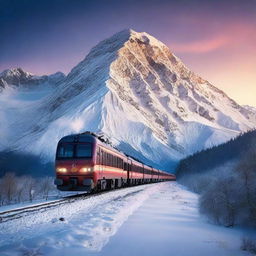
[54,132,175,191]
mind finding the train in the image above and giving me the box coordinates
[54,132,176,192]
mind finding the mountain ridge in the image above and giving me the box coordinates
[0,29,255,171]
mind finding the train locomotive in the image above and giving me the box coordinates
[54,132,176,192]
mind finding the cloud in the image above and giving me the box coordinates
[170,36,229,53]
[169,21,256,54]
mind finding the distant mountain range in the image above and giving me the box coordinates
[0,29,256,171]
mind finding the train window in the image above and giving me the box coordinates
[109,154,111,166]
[104,152,107,165]
[76,144,92,158]
[107,153,109,166]
[114,156,117,167]
[103,151,106,165]
[56,144,73,158]
[97,149,100,164]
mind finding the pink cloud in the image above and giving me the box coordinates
[170,36,229,53]
[169,21,256,54]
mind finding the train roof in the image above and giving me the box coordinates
[58,131,171,174]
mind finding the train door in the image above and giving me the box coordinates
[142,164,145,182]
[127,159,132,185]
[99,148,104,179]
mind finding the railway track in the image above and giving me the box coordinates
[0,192,92,223]
[0,183,152,224]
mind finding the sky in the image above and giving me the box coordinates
[0,0,256,106]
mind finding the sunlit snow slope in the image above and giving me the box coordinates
[0,29,256,170]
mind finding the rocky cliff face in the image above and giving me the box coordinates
[1,29,255,171]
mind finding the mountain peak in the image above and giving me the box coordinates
[67,29,173,83]
[102,29,167,52]
[0,67,34,86]
[1,67,33,78]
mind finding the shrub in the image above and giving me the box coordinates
[241,237,256,255]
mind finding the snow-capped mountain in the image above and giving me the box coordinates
[0,67,65,90]
[1,29,255,171]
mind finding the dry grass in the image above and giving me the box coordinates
[241,237,256,255]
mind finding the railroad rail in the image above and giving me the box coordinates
[0,192,91,223]
[0,181,172,224]
[0,183,148,224]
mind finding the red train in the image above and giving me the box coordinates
[54,132,176,192]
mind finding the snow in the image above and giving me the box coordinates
[243,105,256,114]
[0,182,253,256]
[99,183,252,256]
[0,191,83,213]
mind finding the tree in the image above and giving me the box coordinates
[39,177,53,200]
[236,152,256,225]
[24,176,36,202]
[1,172,18,204]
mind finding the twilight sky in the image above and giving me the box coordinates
[0,0,255,106]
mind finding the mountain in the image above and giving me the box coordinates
[0,68,65,90]
[0,29,256,172]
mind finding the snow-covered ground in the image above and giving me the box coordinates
[0,182,253,256]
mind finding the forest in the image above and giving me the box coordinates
[176,129,256,227]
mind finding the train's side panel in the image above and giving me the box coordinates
[96,144,127,181]
[131,161,144,181]
[143,165,151,181]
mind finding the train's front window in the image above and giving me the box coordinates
[56,143,92,159]
[76,144,92,158]
[57,144,74,158]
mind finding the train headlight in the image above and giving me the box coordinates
[81,167,93,172]
[57,167,67,173]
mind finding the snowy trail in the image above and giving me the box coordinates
[92,182,250,256]
[0,183,160,255]
[0,182,251,256]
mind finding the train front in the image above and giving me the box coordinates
[54,133,97,191]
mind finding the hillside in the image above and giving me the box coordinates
[176,129,256,178]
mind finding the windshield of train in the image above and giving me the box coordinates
[56,143,92,159]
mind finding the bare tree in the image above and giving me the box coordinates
[16,176,27,203]
[199,175,239,226]
[24,176,36,202]
[39,177,53,200]
[0,178,4,205]
[236,152,256,225]
[1,173,18,204]
[241,237,256,254]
